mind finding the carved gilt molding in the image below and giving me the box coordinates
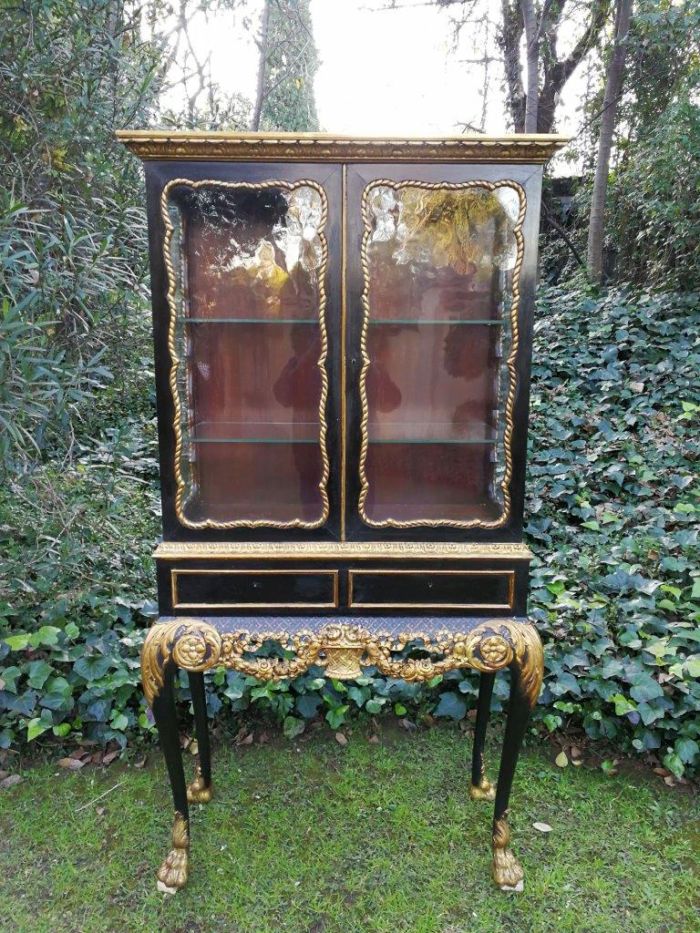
[117,131,569,164]
[141,619,543,705]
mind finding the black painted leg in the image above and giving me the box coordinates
[491,659,537,891]
[152,665,190,892]
[187,671,213,803]
[470,671,496,801]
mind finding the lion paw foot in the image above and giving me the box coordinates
[469,776,496,801]
[157,846,188,892]
[156,811,189,893]
[187,774,213,804]
[492,815,524,891]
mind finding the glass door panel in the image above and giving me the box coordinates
[358,181,523,527]
[164,180,330,528]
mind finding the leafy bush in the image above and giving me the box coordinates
[1,286,698,776]
[0,0,159,470]
[609,77,700,292]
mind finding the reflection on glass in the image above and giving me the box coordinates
[360,183,521,525]
[166,182,328,526]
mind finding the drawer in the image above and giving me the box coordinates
[348,569,514,610]
[170,569,339,609]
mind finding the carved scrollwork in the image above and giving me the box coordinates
[141,620,222,706]
[141,619,543,708]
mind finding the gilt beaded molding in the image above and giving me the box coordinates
[153,541,533,560]
[141,619,543,706]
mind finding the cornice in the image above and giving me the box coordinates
[116,131,569,164]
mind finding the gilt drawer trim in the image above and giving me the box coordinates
[347,569,515,610]
[170,568,340,610]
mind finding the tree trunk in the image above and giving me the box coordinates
[497,0,611,134]
[521,0,539,132]
[587,0,634,283]
[499,0,526,132]
[250,0,271,131]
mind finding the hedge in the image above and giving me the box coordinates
[1,285,698,777]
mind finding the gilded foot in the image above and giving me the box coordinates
[492,816,524,892]
[469,776,496,801]
[156,811,189,893]
[187,762,213,804]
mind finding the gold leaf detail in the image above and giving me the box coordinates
[141,619,543,702]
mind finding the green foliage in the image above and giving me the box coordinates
[550,1,700,290]
[259,0,320,132]
[0,0,696,780]
[0,0,161,469]
[609,77,700,291]
[524,285,700,774]
[606,0,700,290]
[0,421,160,751]
[2,286,698,777]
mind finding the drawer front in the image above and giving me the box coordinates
[171,569,339,609]
[348,569,514,610]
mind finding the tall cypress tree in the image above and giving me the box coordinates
[251,0,320,132]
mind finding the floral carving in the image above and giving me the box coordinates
[478,635,511,667]
[141,619,543,707]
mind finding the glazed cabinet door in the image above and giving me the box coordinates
[146,163,342,539]
[344,163,541,540]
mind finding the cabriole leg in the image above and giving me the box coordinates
[470,671,496,801]
[491,624,543,891]
[187,671,213,803]
[151,665,190,893]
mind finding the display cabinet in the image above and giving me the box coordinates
[118,130,567,893]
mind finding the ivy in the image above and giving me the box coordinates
[0,286,698,776]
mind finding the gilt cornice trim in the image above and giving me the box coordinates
[153,541,533,561]
[116,131,569,164]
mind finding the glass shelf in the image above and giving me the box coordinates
[368,420,496,444]
[166,179,329,525]
[184,317,502,326]
[361,182,518,523]
[371,318,503,326]
[190,421,319,445]
[184,318,318,324]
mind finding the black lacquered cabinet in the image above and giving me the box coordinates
[118,131,566,894]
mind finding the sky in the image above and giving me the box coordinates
[166,0,595,167]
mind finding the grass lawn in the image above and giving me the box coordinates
[0,723,697,933]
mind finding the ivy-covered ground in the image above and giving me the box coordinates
[0,286,698,780]
[0,727,697,933]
